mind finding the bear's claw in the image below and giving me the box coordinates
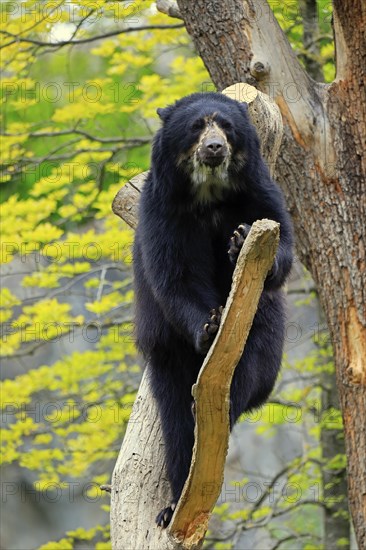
[228,223,251,263]
[156,502,177,528]
[196,306,223,354]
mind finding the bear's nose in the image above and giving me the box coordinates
[206,140,223,153]
[199,136,228,167]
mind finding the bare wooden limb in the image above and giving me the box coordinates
[156,0,183,20]
[221,83,283,175]
[110,370,175,549]
[169,219,279,547]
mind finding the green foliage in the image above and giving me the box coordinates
[270,0,335,82]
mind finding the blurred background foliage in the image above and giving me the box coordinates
[1,1,349,549]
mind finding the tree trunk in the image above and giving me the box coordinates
[110,369,176,549]
[176,0,366,546]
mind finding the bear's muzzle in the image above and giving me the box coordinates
[198,135,228,167]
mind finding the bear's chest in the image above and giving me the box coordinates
[201,202,250,236]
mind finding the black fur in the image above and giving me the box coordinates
[133,93,293,526]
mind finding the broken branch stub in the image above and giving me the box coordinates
[111,172,147,230]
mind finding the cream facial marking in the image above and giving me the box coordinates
[192,120,232,201]
[176,116,235,203]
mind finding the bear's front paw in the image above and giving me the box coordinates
[195,306,223,354]
[156,501,177,528]
[228,223,251,263]
[266,257,279,283]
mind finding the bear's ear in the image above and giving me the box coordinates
[157,105,174,122]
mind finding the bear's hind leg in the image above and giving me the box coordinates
[229,297,285,425]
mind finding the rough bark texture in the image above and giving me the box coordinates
[175,0,366,546]
[110,369,175,549]
[112,172,147,230]
[222,83,283,175]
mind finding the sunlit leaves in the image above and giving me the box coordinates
[0,288,20,323]
[39,539,74,550]
[1,298,85,356]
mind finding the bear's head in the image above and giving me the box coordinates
[156,93,260,202]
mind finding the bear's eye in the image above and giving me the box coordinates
[219,120,233,132]
[191,119,205,132]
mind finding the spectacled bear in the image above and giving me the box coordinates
[133,92,293,527]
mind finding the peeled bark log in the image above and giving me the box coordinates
[170,220,279,546]
[221,83,283,175]
[110,369,175,549]
[112,172,147,230]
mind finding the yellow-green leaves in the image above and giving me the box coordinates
[0,1,211,547]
